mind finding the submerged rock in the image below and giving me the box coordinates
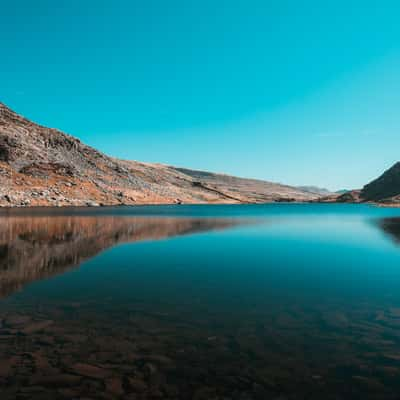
[71,363,112,379]
[20,320,53,334]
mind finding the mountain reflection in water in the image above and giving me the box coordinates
[0,216,241,299]
[379,217,400,244]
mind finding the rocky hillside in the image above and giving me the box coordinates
[361,162,400,203]
[314,163,400,206]
[0,102,317,207]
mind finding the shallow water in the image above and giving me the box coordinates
[1,204,400,399]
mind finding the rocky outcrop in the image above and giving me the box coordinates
[336,190,362,203]
[0,102,318,207]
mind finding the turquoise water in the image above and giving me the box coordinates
[1,204,400,399]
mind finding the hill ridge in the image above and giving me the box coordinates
[0,101,318,207]
[361,162,400,202]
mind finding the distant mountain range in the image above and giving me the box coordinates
[296,186,332,195]
[0,102,317,207]
[335,189,350,195]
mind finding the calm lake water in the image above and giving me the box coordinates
[1,204,400,399]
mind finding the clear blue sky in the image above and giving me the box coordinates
[2,1,400,190]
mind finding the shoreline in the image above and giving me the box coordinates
[1,201,400,210]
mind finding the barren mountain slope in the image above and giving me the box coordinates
[0,102,317,206]
[360,162,400,203]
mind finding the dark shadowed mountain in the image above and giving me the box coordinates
[361,162,400,203]
[316,163,400,206]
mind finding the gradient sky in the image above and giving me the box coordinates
[2,1,400,190]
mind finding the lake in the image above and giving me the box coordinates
[1,204,400,399]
